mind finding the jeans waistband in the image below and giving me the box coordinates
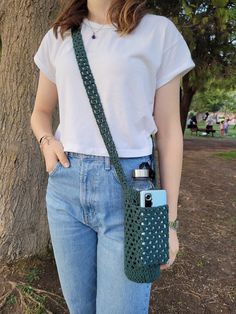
[64,151,152,171]
[64,151,151,160]
[65,151,109,159]
[65,151,112,169]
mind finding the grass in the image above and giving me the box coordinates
[177,248,187,258]
[184,121,236,140]
[5,294,17,305]
[0,280,65,314]
[196,259,205,268]
[17,283,47,314]
[214,151,236,160]
[26,268,41,285]
[0,265,66,314]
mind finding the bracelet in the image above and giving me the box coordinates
[39,135,55,150]
[39,134,53,144]
[39,136,45,144]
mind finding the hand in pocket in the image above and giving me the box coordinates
[41,137,70,173]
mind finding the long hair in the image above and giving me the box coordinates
[52,0,153,39]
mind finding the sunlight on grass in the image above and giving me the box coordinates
[214,151,236,160]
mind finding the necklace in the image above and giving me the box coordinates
[86,20,106,39]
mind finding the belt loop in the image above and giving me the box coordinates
[104,156,111,170]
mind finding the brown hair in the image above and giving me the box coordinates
[52,0,153,39]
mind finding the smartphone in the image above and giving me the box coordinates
[140,190,167,207]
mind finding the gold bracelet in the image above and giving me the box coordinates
[39,135,55,151]
[39,134,53,144]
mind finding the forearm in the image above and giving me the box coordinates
[155,127,183,221]
[30,110,54,143]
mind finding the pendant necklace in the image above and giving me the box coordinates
[86,20,106,39]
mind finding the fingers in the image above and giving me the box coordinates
[160,229,179,270]
[42,139,70,172]
[160,262,172,270]
[160,251,177,270]
[46,152,69,173]
[57,151,70,168]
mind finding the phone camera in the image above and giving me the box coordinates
[145,193,153,207]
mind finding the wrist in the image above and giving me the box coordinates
[168,218,179,231]
[39,134,55,152]
[168,203,178,222]
[38,133,54,144]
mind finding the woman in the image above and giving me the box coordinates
[31,0,195,313]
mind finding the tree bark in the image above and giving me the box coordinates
[0,0,59,262]
[180,73,196,134]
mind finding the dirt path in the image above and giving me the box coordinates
[150,138,236,313]
[1,138,236,313]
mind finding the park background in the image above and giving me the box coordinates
[0,0,235,313]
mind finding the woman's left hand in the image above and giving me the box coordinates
[160,228,179,270]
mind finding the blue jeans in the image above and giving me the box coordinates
[46,151,153,314]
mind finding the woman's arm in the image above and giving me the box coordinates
[30,71,69,172]
[31,71,58,141]
[153,75,182,268]
[154,76,183,269]
[153,75,183,222]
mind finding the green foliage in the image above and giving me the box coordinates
[196,259,205,267]
[26,267,41,285]
[188,110,196,117]
[191,89,236,112]
[6,293,17,305]
[212,0,229,7]
[17,283,47,314]
[147,0,181,16]
[153,1,236,91]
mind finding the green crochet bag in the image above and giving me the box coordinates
[72,26,169,283]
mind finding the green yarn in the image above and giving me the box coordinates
[72,27,169,283]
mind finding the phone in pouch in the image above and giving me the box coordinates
[140,190,167,207]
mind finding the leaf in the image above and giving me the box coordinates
[202,16,209,25]
[212,0,228,8]
[182,0,193,16]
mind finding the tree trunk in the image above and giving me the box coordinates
[0,0,59,262]
[180,73,196,134]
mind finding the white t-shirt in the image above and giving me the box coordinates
[34,14,195,157]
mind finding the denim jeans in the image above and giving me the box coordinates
[45,151,153,314]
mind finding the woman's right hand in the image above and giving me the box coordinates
[41,137,70,173]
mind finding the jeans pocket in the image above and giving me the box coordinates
[48,161,62,177]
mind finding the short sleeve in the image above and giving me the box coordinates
[33,29,56,83]
[156,20,195,89]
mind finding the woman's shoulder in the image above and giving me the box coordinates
[142,13,186,48]
[143,13,171,24]
[43,26,71,44]
[142,13,175,31]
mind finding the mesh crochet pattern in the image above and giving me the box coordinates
[72,27,169,283]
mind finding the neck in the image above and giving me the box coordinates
[87,0,113,24]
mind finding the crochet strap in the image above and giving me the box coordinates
[71,26,158,190]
